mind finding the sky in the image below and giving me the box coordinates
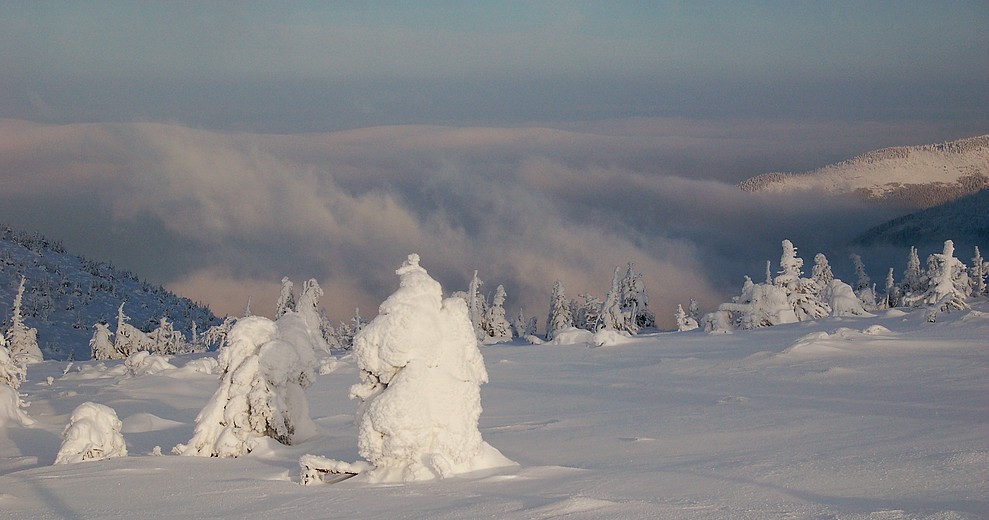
[1,1,988,325]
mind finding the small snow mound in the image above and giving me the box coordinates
[716,395,751,405]
[883,308,908,318]
[592,329,633,347]
[54,402,127,464]
[525,496,619,517]
[862,325,892,335]
[317,356,338,375]
[180,357,220,375]
[123,351,177,377]
[548,327,593,346]
[121,412,185,433]
[0,385,34,427]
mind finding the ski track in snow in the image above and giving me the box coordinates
[1,303,988,519]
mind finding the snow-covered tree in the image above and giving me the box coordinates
[687,298,700,323]
[54,402,127,464]
[572,293,602,331]
[902,246,925,299]
[906,240,970,321]
[148,316,185,355]
[511,308,538,339]
[465,271,488,341]
[719,277,798,329]
[674,304,699,332]
[113,303,154,358]
[810,253,834,292]
[970,246,987,297]
[821,279,872,317]
[6,276,43,365]
[243,296,253,317]
[597,267,624,332]
[296,279,331,353]
[1,333,32,426]
[546,280,573,340]
[883,268,900,309]
[90,323,118,360]
[621,263,655,330]
[344,254,514,482]
[203,316,237,351]
[275,276,296,319]
[175,312,319,457]
[483,285,512,342]
[773,241,829,321]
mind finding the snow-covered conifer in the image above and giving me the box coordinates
[346,254,514,482]
[175,313,318,457]
[90,323,118,360]
[883,268,900,309]
[54,402,127,464]
[970,246,987,297]
[775,240,803,288]
[113,303,154,357]
[719,277,798,329]
[203,317,236,351]
[483,285,512,342]
[275,276,296,318]
[811,253,834,292]
[688,298,700,322]
[597,268,624,332]
[902,246,925,297]
[243,296,253,317]
[621,263,654,330]
[6,276,43,365]
[296,279,331,353]
[772,241,828,320]
[821,279,872,317]
[1,334,33,426]
[466,271,487,341]
[675,304,699,332]
[850,253,871,292]
[907,240,970,321]
[546,280,573,340]
[572,293,602,331]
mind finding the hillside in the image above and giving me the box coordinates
[853,189,989,249]
[738,135,989,208]
[0,225,221,361]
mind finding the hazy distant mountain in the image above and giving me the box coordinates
[852,189,989,250]
[738,135,989,208]
[0,225,220,360]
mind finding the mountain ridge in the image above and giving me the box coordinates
[0,225,221,360]
[738,134,989,208]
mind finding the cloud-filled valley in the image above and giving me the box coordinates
[1,117,941,325]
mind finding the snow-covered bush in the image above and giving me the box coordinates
[822,279,872,317]
[331,254,514,483]
[123,351,177,377]
[719,277,798,329]
[90,323,118,360]
[482,284,513,343]
[54,402,127,464]
[674,304,699,331]
[905,240,970,322]
[175,312,318,457]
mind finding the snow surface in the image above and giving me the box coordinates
[1,303,988,518]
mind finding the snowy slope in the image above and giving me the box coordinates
[854,189,989,249]
[0,226,220,361]
[1,303,986,519]
[739,135,989,208]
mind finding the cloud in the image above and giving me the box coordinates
[0,118,943,327]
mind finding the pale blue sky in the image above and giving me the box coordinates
[2,1,987,131]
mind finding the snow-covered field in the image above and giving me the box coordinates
[2,304,987,519]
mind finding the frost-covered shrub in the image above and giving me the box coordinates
[175,312,318,457]
[345,254,515,483]
[123,351,177,377]
[54,402,127,464]
[822,279,872,317]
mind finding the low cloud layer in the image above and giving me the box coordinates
[0,118,944,326]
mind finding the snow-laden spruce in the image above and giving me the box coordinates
[175,311,318,457]
[54,402,127,464]
[6,276,43,365]
[301,254,515,484]
[0,333,34,427]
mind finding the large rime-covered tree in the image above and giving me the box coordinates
[674,304,698,332]
[465,271,488,341]
[545,280,573,340]
[113,303,153,357]
[775,240,802,289]
[850,253,876,309]
[6,277,43,365]
[906,240,969,321]
[275,277,296,319]
[1,332,32,426]
[883,267,900,309]
[572,293,602,331]
[340,254,514,482]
